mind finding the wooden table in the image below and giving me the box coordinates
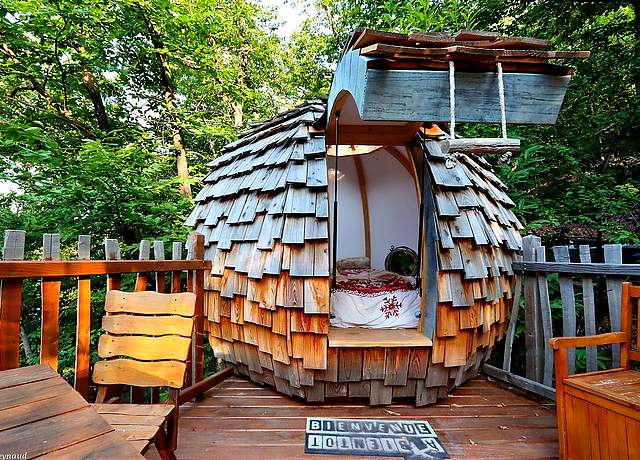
[0,364,143,459]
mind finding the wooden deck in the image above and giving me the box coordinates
[146,375,558,459]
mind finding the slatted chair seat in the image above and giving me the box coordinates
[550,282,640,459]
[94,403,174,452]
[91,290,196,460]
[564,369,640,411]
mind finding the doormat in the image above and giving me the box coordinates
[305,417,449,459]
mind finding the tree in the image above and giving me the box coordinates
[0,0,308,374]
[0,0,296,239]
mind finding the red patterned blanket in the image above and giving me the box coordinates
[336,268,413,296]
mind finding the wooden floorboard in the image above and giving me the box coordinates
[145,376,558,459]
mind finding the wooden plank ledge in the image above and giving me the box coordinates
[328,327,432,348]
[448,138,520,155]
[0,259,211,279]
[513,261,640,276]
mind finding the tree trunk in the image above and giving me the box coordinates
[141,12,192,199]
[20,325,32,361]
[632,0,640,94]
[232,101,243,128]
[82,67,111,132]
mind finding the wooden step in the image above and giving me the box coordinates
[327,327,432,348]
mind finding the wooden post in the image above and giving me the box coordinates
[552,245,577,375]
[185,238,194,387]
[578,245,599,372]
[536,246,553,387]
[132,239,150,404]
[187,233,205,389]
[620,282,631,368]
[134,240,150,291]
[553,346,569,459]
[604,244,623,368]
[502,275,522,373]
[169,240,183,402]
[40,233,61,370]
[194,234,205,386]
[104,238,120,402]
[0,230,25,370]
[75,235,91,400]
[522,235,543,382]
[148,240,166,405]
[171,242,182,293]
[154,241,166,293]
[105,239,121,290]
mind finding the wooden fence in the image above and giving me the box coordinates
[484,235,640,399]
[0,229,228,404]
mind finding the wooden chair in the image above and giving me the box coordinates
[549,282,640,460]
[91,289,196,460]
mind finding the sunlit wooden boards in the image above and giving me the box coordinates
[328,328,432,348]
[347,28,559,52]
[365,65,570,125]
[328,49,572,130]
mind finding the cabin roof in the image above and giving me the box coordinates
[186,101,331,317]
[342,28,588,72]
[186,100,522,313]
[187,100,523,377]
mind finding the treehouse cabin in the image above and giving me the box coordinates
[187,28,587,405]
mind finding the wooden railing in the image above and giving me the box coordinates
[0,229,219,402]
[485,235,640,399]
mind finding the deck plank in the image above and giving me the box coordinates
[146,376,558,459]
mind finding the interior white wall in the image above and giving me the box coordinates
[364,147,419,269]
[327,147,419,269]
[328,155,365,262]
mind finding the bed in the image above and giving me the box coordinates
[330,268,421,329]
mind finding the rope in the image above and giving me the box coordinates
[331,111,340,291]
[416,137,427,296]
[448,60,456,138]
[497,62,507,139]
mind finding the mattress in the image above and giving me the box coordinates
[330,269,421,329]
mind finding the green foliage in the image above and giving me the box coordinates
[574,347,611,374]
[2,0,261,242]
[0,119,191,246]
[481,1,640,242]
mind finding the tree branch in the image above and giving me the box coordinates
[1,44,97,138]
[75,46,111,132]
[6,95,96,138]
[53,35,69,112]
[9,86,33,98]
[139,8,192,199]
[321,3,340,42]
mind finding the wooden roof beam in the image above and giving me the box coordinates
[360,43,590,62]
[326,122,423,146]
[448,138,520,155]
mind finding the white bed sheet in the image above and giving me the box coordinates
[330,289,421,329]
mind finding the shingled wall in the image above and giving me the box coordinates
[186,101,523,405]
